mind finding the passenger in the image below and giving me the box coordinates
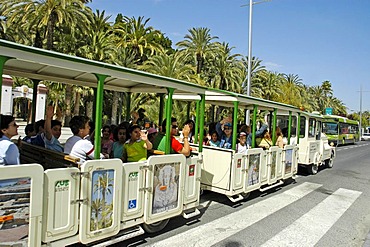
[275,127,284,148]
[246,123,268,148]
[111,124,127,159]
[237,132,248,154]
[131,108,150,128]
[109,124,117,141]
[85,121,95,144]
[0,114,20,165]
[22,123,36,143]
[147,127,158,144]
[216,117,233,149]
[65,116,91,154]
[101,125,113,157]
[180,119,195,143]
[43,105,63,152]
[152,125,165,150]
[258,130,273,150]
[31,119,46,147]
[122,125,152,162]
[207,131,220,147]
[68,116,105,163]
[157,118,191,156]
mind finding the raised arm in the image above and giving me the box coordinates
[44,105,54,141]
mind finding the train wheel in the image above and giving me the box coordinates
[142,219,170,233]
[242,192,250,199]
[309,164,318,175]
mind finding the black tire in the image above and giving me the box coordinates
[308,164,318,175]
[242,192,250,199]
[142,219,170,233]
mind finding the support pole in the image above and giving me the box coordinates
[194,100,200,144]
[94,74,108,159]
[199,94,206,152]
[165,88,174,154]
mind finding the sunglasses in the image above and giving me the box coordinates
[224,127,231,130]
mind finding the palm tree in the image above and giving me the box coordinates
[176,27,218,74]
[241,56,265,95]
[256,71,283,101]
[276,74,303,107]
[4,0,91,50]
[115,16,163,63]
[205,42,244,92]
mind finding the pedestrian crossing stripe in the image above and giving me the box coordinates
[148,182,361,247]
[148,182,323,247]
[261,188,361,246]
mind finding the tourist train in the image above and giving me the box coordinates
[0,39,335,247]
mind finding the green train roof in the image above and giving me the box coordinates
[0,39,206,94]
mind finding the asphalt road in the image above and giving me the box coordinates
[113,141,370,247]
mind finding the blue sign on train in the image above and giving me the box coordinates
[325,107,333,115]
[128,199,137,209]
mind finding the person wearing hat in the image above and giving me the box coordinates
[147,127,158,144]
[215,116,233,149]
[237,132,248,154]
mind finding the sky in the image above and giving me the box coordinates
[88,0,370,113]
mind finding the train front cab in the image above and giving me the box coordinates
[297,112,336,174]
[190,91,299,202]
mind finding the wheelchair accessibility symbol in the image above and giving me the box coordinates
[128,199,137,209]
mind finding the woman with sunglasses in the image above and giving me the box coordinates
[0,114,20,165]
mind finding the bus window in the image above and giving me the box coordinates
[323,122,338,135]
[308,118,315,138]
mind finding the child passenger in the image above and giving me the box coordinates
[111,124,127,159]
[207,131,220,147]
[237,132,248,154]
[122,125,153,162]
[66,116,105,163]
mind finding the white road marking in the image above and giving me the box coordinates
[261,188,362,247]
[148,182,322,247]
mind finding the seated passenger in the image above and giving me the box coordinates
[207,131,220,147]
[68,116,105,163]
[122,125,152,162]
[180,119,195,143]
[215,116,233,149]
[147,127,158,145]
[22,123,36,143]
[157,118,191,156]
[0,114,20,165]
[258,130,273,150]
[101,125,113,157]
[43,105,63,152]
[246,123,268,147]
[111,124,127,159]
[237,132,248,154]
[275,127,284,148]
[31,119,46,147]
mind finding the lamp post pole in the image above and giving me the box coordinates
[242,0,271,125]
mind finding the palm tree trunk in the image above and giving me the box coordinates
[111,91,119,125]
[64,84,73,126]
[73,91,81,116]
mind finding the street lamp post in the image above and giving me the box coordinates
[242,0,271,125]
